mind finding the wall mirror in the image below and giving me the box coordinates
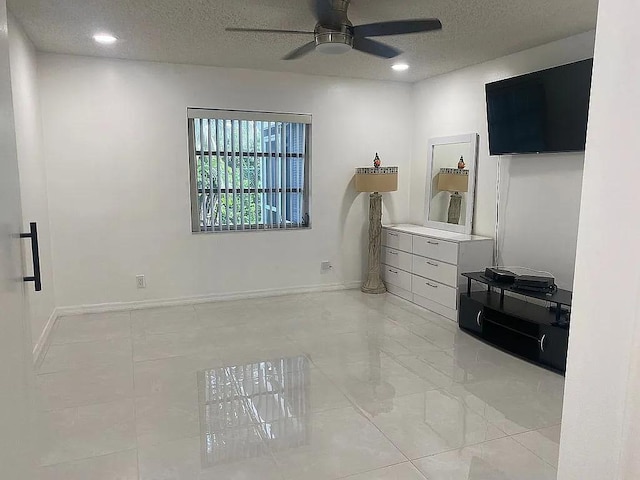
[425,133,479,235]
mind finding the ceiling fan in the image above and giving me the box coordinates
[226,0,442,60]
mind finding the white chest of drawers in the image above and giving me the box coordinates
[381,224,493,322]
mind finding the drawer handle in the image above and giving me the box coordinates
[389,233,399,237]
[476,310,483,327]
[539,334,547,352]
[388,251,398,255]
[389,269,399,274]
[426,261,439,267]
[425,282,438,288]
[427,240,439,245]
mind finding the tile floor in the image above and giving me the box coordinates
[35,290,564,479]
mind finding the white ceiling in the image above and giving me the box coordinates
[8,0,598,83]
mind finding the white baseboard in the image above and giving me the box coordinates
[56,281,362,317]
[32,308,59,367]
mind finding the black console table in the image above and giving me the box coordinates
[459,272,571,374]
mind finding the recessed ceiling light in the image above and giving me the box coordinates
[392,63,410,72]
[93,33,117,45]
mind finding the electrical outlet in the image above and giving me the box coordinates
[321,261,332,272]
[136,275,146,289]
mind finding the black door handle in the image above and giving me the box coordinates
[20,222,42,292]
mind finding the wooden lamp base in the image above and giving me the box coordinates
[361,192,386,294]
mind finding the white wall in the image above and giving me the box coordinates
[410,32,595,288]
[37,54,412,308]
[558,0,640,477]
[8,14,56,348]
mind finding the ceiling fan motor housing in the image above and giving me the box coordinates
[314,24,353,54]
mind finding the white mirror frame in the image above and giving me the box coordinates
[424,133,479,235]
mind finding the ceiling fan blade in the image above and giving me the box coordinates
[353,19,442,37]
[283,41,317,60]
[353,37,401,59]
[226,28,314,35]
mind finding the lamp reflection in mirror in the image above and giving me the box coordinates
[355,166,398,294]
[437,168,469,225]
[425,133,478,235]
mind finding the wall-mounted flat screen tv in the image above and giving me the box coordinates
[485,58,593,155]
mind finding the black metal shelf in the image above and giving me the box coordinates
[467,291,569,329]
[462,271,571,324]
[459,271,571,374]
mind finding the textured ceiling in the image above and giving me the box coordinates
[8,0,598,83]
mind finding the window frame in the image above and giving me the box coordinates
[187,108,312,234]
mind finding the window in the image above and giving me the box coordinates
[187,109,311,232]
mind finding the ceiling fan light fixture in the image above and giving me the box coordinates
[315,31,353,55]
[315,42,352,55]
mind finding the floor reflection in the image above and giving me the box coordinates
[468,456,510,479]
[345,323,396,417]
[198,355,310,467]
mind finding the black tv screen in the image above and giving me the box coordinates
[485,59,593,155]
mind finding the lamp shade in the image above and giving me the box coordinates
[437,168,469,193]
[355,167,398,193]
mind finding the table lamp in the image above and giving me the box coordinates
[355,161,398,294]
[437,168,469,225]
